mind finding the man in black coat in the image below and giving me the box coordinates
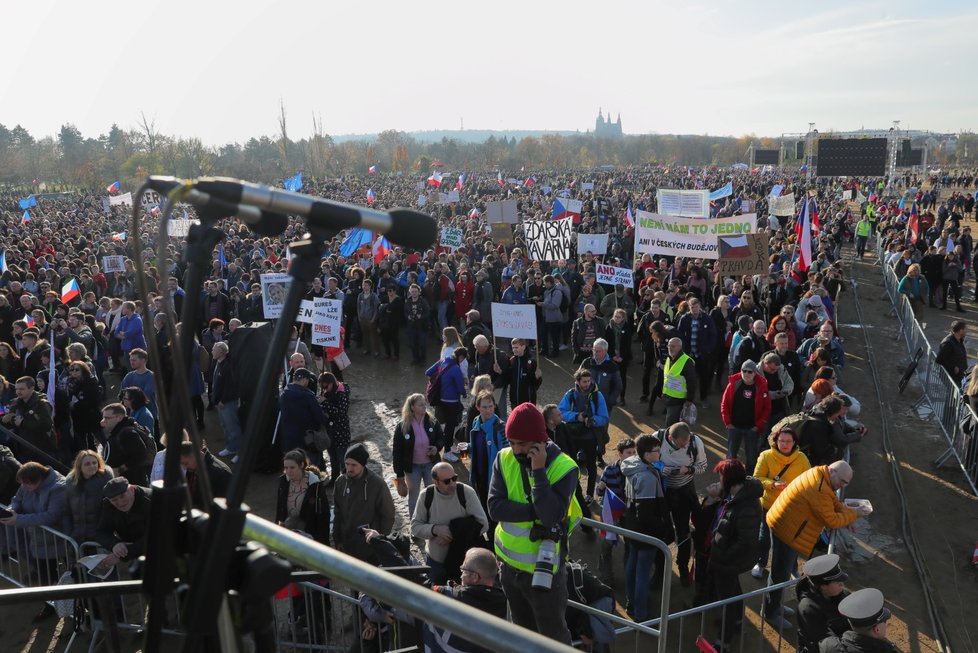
[935,320,968,385]
[101,403,152,486]
[96,477,152,565]
[179,442,233,508]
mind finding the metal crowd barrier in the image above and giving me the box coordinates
[0,503,80,591]
[875,240,978,496]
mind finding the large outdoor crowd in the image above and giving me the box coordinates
[0,164,976,652]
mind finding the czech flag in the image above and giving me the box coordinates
[456,173,466,190]
[795,198,813,272]
[21,211,31,224]
[468,207,480,219]
[112,232,126,241]
[496,171,505,188]
[600,488,627,540]
[107,181,121,193]
[523,176,536,187]
[61,278,81,304]
[908,201,920,243]
[25,315,35,329]
[366,188,376,204]
[368,165,376,174]
[428,171,443,187]
[373,235,391,264]
[624,203,635,228]
[149,206,161,216]
[553,198,581,221]
[718,234,752,258]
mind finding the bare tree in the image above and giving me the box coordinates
[277,99,290,169]
[138,111,159,156]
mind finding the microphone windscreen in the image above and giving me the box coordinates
[243,211,289,237]
[386,209,438,250]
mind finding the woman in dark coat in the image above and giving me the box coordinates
[68,362,103,452]
[64,450,114,543]
[705,458,763,652]
[317,372,351,483]
[274,449,331,545]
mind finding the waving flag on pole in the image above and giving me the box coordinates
[908,201,919,244]
[284,172,303,192]
[106,181,121,193]
[61,278,81,304]
[366,188,376,204]
[24,315,35,329]
[218,243,228,273]
[468,207,480,220]
[523,176,536,187]
[368,165,376,174]
[624,202,635,228]
[456,173,466,190]
[553,198,582,221]
[21,211,31,224]
[898,195,906,210]
[339,228,373,257]
[0,251,6,274]
[600,488,627,540]
[18,195,37,210]
[811,198,821,236]
[795,198,813,272]
[372,235,391,263]
[111,232,126,241]
[496,171,505,188]
[428,171,443,187]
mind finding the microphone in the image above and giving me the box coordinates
[146,176,288,237]
[193,177,437,250]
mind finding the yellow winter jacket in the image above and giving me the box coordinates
[754,446,811,510]
[766,465,857,556]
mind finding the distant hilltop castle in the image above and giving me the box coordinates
[593,108,622,139]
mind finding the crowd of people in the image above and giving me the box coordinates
[1,164,975,651]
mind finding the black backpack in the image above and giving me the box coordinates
[129,422,157,468]
[423,483,467,514]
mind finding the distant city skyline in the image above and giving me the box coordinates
[2,0,976,144]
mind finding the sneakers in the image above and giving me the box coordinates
[218,448,237,457]
[443,451,459,462]
[751,564,764,579]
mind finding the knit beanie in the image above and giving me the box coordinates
[504,402,548,443]
[345,443,369,467]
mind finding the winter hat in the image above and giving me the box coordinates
[103,476,130,499]
[345,443,369,467]
[737,315,752,332]
[504,402,548,443]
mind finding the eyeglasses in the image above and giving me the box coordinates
[438,475,459,485]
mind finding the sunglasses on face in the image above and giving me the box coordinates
[438,475,459,485]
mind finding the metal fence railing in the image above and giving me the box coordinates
[875,240,978,496]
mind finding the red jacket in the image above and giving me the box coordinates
[720,372,771,432]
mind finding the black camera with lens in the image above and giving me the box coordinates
[529,523,564,543]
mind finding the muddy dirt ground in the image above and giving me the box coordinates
[5,234,978,652]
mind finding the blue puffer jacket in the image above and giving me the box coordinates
[278,383,328,449]
[10,469,67,559]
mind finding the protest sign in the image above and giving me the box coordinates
[740,199,753,213]
[102,255,126,274]
[491,303,537,340]
[140,190,163,212]
[656,189,710,218]
[261,273,292,319]
[312,298,342,347]
[108,192,133,207]
[167,219,198,237]
[716,233,769,275]
[595,263,634,287]
[577,233,608,256]
[769,192,796,217]
[440,227,464,250]
[634,212,758,260]
[524,217,572,261]
[582,182,594,191]
[486,200,519,224]
[490,223,514,246]
[847,201,863,216]
[438,190,460,204]
[296,299,318,325]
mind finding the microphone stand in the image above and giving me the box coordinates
[180,230,334,653]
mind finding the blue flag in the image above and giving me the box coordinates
[339,228,373,257]
[284,172,303,192]
[18,195,37,210]
[709,182,733,201]
[0,251,6,273]
[218,243,228,271]
[770,184,784,197]
[898,196,906,210]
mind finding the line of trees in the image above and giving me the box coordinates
[1,118,974,189]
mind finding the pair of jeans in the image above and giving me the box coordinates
[726,426,760,472]
[406,324,426,363]
[436,300,450,332]
[405,461,434,518]
[624,545,657,623]
[763,536,799,617]
[217,399,243,452]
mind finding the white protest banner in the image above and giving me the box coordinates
[486,200,519,224]
[769,192,796,217]
[541,185,552,195]
[440,227,464,250]
[102,255,126,274]
[524,217,572,262]
[655,189,710,218]
[634,212,758,260]
[595,263,634,287]
[167,219,198,237]
[261,273,292,319]
[438,190,460,204]
[491,303,537,340]
[312,297,342,347]
[108,192,133,207]
[296,299,317,325]
[740,199,753,213]
[140,190,163,212]
[582,182,594,191]
[577,233,608,256]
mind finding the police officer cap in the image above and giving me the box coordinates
[838,588,891,629]
[803,554,848,584]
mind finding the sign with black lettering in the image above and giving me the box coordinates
[524,217,572,262]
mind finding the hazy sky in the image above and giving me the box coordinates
[2,0,976,144]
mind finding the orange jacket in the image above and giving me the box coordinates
[766,465,857,556]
